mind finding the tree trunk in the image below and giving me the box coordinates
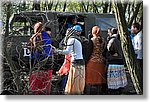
[54,1,59,11]
[109,1,112,13]
[48,1,53,10]
[112,0,142,94]
[103,1,109,13]
[63,1,67,12]
[92,2,99,13]
[128,1,142,28]
[5,2,11,37]
[81,1,89,12]
[32,0,40,10]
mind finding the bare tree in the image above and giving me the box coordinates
[32,0,40,10]
[112,0,142,94]
[128,1,142,28]
[63,1,67,12]
[103,1,109,13]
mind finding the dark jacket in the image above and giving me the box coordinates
[106,34,124,65]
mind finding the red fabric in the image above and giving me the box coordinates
[29,70,53,95]
[58,54,71,75]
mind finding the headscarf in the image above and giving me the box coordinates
[92,26,101,36]
[92,26,102,43]
[34,22,43,34]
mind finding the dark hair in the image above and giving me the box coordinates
[132,23,141,30]
[44,27,51,31]
[111,28,118,34]
[108,28,111,31]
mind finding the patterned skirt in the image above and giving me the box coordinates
[107,64,128,89]
[29,70,53,95]
[65,60,85,95]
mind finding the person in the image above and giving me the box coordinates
[56,29,72,94]
[29,22,53,95]
[67,17,82,29]
[72,25,87,41]
[85,26,107,95]
[72,25,93,64]
[54,28,85,95]
[131,23,143,92]
[57,54,71,94]
[106,28,128,95]
[107,28,112,41]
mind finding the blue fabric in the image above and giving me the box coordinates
[130,34,134,40]
[31,31,52,60]
[59,75,68,91]
[41,31,52,57]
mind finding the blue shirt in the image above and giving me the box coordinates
[31,31,52,60]
[41,31,52,57]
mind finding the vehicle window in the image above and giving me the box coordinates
[11,21,33,36]
[96,17,117,31]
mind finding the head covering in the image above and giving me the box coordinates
[92,26,101,36]
[73,25,82,31]
[34,22,43,34]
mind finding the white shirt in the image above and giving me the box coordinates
[107,34,118,51]
[133,31,143,59]
[56,37,83,62]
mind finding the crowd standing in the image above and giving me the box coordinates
[28,19,142,95]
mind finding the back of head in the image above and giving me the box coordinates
[132,23,141,31]
[92,26,101,36]
[44,27,51,32]
[34,22,43,34]
[111,28,118,34]
[43,22,51,31]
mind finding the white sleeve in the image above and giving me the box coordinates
[107,38,115,51]
[56,38,75,55]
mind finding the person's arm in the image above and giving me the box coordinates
[31,33,42,48]
[56,38,75,55]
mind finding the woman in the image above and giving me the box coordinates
[29,22,53,95]
[56,29,72,94]
[57,54,71,94]
[55,28,85,95]
[85,26,106,95]
[106,28,128,95]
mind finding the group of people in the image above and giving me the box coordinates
[28,20,142,95]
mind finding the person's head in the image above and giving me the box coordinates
[111,28,118,35]
[107,28,112,37]
[34,22,43,34]
[72,18,78,24]
[43,24,52,36]
[73,25,82,36]
[92,26,101,37]
[131,23,141,34]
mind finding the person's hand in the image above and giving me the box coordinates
[51,45,57,53]
[56,71,62,76]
